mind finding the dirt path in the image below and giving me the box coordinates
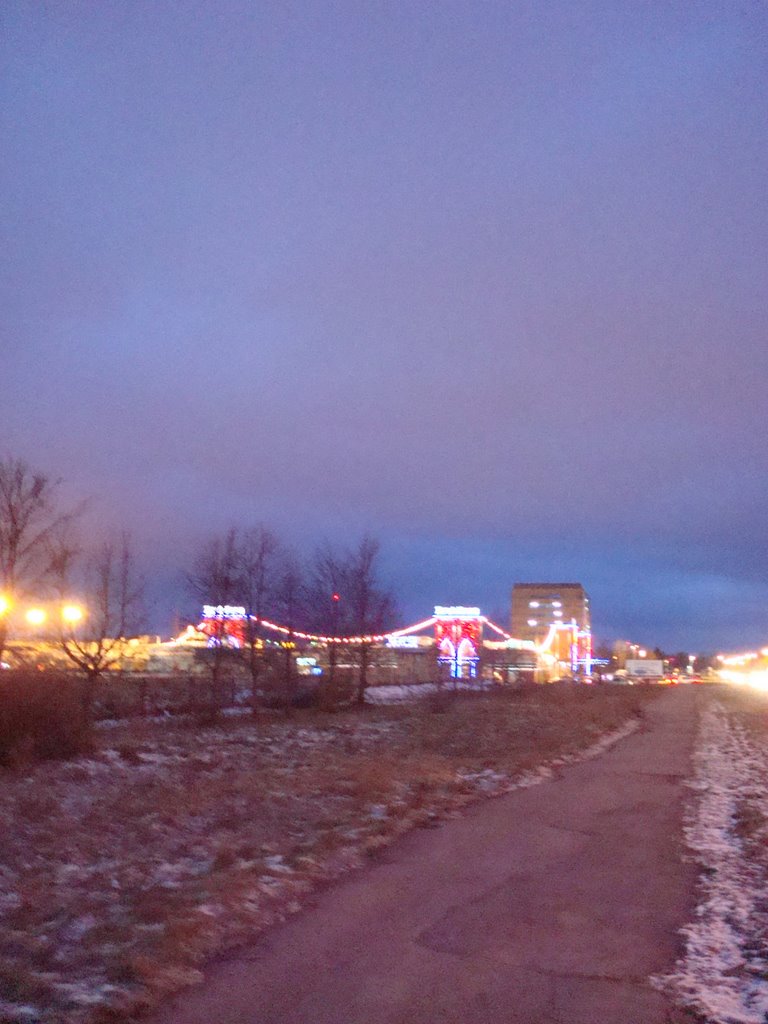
[152,687,701,1024]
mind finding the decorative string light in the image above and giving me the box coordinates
[208,614,441,646]
[191,607,592,661]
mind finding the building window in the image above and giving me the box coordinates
[528,619,538,626]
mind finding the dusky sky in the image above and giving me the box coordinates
[2,1,767,651]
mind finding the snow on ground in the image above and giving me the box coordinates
[0,686,652,1024]
[364,680,493,704]
[654,694,768,1024]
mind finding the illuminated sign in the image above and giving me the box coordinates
[202,605,246,620]
[433,606,481,619]
[386,635,421,649]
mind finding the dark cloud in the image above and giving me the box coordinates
[2,1,767,650]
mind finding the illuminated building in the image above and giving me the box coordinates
[511,583,591,676]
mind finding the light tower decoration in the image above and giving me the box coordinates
[200,605,247,648]
[562,621,592,676]
[434,606,482,679]
[545,619,592,677]
[577,625,592,676]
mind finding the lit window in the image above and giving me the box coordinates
[554,610,562,617]
[527,619,538,626]
[529,601,539,608]
[552,601,562,608]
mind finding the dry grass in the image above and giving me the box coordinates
[0,683,656,1024]
[408,683,647,767]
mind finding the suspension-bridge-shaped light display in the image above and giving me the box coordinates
[193,604,592,677]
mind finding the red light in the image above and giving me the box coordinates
[332,593,340,602]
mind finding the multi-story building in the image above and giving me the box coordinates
[510,583,591,676]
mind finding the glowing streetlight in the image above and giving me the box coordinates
[62,604,84,625]
[25,608,46,627]
[0,595,9,617]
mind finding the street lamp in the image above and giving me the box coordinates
[25,608,46,627]
[62,604,84,625]
[0,595,9,617]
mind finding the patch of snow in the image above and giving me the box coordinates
[365,681,494,704]
[134,750,181,766]
[61,914,97,942]
[52,980,114,1006]
[457,767,508,792]
[264,855,293,873]
[0,1003,41,1021]
[0,888,21,912]
[654,700,768,1024]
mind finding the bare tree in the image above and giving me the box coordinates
[51,532,145,716]
[187,529,242,715]
[306,537,395,706]
[0,457,76,664]
[306,544,349,696]
[239,525,281,709]
[272,556,304,712]
[344,536,396,705]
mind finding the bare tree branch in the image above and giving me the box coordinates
[343,536,396,704]
[0,456,82,663]
[239,525,281,703]
[187,529,242,715]
[51,534,145,716]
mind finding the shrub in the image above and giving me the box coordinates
[0,670,92,768]
[318,668,357,711]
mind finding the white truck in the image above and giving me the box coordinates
[625,658,664,682]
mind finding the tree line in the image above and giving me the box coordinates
[188,526,396,710]
[0,456,396,710]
